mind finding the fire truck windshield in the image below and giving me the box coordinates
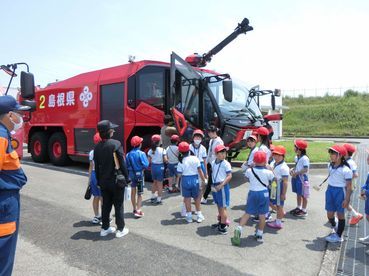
[206,76,262,119]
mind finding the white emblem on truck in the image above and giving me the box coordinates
[79,86,93,108]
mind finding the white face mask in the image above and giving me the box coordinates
[194,139,202,145]
[10,112,23,132]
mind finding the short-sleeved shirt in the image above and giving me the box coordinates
[89,150,95,170]
[247,146,259,167]
[327,164,353,187]
[245,166,275,192]
[259,144,272,161]
[190,144,207,163]
[211,159,232,184]
[346,158,357,174]
[160,125,171,148]
[207,137,224,164]
[166,145,179,164]
[295,155,310,174]
[273,161,289,184]
[147,147,166,164]
[177,156,201,176]
[126,148,149,172]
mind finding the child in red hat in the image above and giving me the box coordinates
[231,151,275,245]
[290,139,310,217]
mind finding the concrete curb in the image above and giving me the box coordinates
[318,243,341,276]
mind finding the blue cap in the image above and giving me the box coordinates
[0,95,30,115]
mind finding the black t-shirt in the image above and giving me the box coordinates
[93,139,129,189]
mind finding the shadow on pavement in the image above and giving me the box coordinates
[237,236,264,248]
[70,230,115,241]
[304,237,332,252]
[196,225,223,237]
[73,220,99,228]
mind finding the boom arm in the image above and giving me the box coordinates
[185,18,253,67]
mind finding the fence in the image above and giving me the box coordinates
[282,86,369,98]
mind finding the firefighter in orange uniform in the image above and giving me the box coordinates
[0,95,29,276]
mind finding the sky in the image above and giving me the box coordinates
[1,0,369,97]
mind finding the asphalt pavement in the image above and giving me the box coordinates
[12,155,335,276]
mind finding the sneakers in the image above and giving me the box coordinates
[201,198,207,204]
[155,199,162,205]
[267,220,283,229]
[185,213,193,223]
[100,226,116,237]
[252,215,260,222]
[150,197,156,203]
[91,216,101,224]
[211,222,220,229]
[325,233,343,243]
[294,209,308,217]
[255,234,263,243]
[266,213,273,222]
[231,228,241,246]
[116,227,129,238]
[196,213,205,223]
[289,207,300,215]
[218,225,228,235]
[134,210,144,218]
[217,215,231,226]
[358,235,369,245]
[349,213,363,225]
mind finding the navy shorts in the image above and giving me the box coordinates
[151,163,164,181]
[181,175,200,199]
[212,183,230,208]
[325,185,346,214]
[90,171,101,197]
[292,176,303,196]
[129,171,144,194]
[167,163,178,177]
[245,190,269,215]
[365,199,369,216]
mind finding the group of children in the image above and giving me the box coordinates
[86,124,369,250]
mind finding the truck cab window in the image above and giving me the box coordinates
[137,67,165,110]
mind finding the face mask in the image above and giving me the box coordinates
[194,139,202,145]
[10,112,23,132]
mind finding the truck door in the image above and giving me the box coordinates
[100,82,124,145]
[170,52,202,142]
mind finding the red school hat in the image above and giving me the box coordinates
[178,141,190,153]
[93,132,102,144]
[328,144,347,156]
[131,136,143,147]
[343,143,356,154]
[256,127,269,136]
[273,145,286,156]
[253,151,267,164]
[214,144,227,154]
[151,134,161,142]
[294,139,308,150]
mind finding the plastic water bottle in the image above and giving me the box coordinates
[303,180,310,198]
[270,181,277,200]
[125,186,131,201]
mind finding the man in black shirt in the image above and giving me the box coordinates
[94,120,130,238]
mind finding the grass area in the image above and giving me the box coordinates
[282,92,369,136]
[235,140,334,163]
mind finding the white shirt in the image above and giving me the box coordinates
[241,146,259,172]
[166,145,179,164]
[295,155,310,174]
[148,147,166,164]
[89,150,95,170]
[207,137,224,164]
[346,158,357,174]
[177,156,200,176]
[190,144,207,163]
[273,161,290,184]
[245,166,275,192]
[211,159,232,184]
[327,164,353,187]
[259,144,272,161]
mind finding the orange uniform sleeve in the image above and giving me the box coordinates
[0,137,9,171]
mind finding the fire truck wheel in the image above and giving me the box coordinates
[30,132,50,163]
[48,132,70,166]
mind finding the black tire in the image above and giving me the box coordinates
[29,132,49,163]
[48,132,70,166]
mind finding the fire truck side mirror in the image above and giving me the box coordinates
[274,89,281,97]
[223,80,233,102]
[21,99,37,112]
[20,71,35,99]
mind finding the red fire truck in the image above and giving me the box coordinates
[23,18,282,166]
